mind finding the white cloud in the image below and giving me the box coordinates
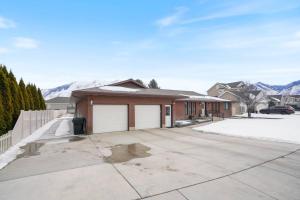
[0,47,9,54]
[180,1,300,25]
[13,37,39,49]
[0,16,16,29]
[156,7,188,27]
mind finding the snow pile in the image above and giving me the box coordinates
[175,120,193,126]
[55,118,73,136]
[0,119,58,169]
[193,113,300,144]
[99,86,140,92]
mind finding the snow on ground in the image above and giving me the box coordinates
[0,119,59,169]
[55,118,73,137]
[175,120,193,126]
[193,112,300,144]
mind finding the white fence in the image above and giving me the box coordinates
[0,110,66,154]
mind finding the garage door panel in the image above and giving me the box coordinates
[135,105,160,129]
[93,105,128,133]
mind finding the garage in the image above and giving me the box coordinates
[135,105,161,129]
[93,105,128,133]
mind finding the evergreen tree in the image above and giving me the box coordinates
[17,84,25,111]
[19,79,30,110]
[26,84,34,110]
[38,88,46,110]
[8,70,21,124]
[135,79,146,87]
[0,69,13,131]
[31,84,40,110]
[0,93,6,135]
[148,79,160,89]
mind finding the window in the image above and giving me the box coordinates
[166,106,171,116]
[224,102,229,110]
[185,102,196,115]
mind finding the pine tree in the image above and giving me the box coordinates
[148,79,160,89]
[17,84,25,111]
[38,88,46,110]
[135,79,146,87]
[19,79,30,110]
[0,94,6,135]
[0,69,13,131]
[26,84,34,110]
[31,84,40,110]
[8,70,21,124]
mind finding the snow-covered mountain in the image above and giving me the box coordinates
[42,80,116,100]
[255,80,300,95]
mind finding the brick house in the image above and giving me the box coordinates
[71,79,231,134]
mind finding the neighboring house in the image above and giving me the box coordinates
[269,94,300,109]
[46,97,75,113]
[71,79,231,134]
[207,81,245,97]
[218,91,247,115]
[208,81,268,115]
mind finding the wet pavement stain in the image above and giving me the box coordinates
[68,136,85,142]
[17,142,44,158]
[37,136,86,144]
[104,143,151,163]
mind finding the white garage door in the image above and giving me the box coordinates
[93,105,128,133]
[135,105,160,129]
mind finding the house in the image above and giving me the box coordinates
[207,81,269,115]
[71,79,231,134]
[269,94,300,110]
[46,97,75,113]
[207,81,246,97]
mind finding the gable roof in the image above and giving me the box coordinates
[46,97,70,103]
[108,79,147,88]
[226,81,244,88]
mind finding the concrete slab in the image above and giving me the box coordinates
[0,164,140,200]
[1,126,299,200]
[231,165,300,200]
[143,191,186,200]
[179,177,274,200]
[0,137,102,181]
[114,151,230,197]
[263,156,300,178]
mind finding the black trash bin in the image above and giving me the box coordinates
[72,117,86,135]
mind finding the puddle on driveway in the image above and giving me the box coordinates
[104,143,151,163]
[17,142,44,158]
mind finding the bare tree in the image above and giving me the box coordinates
[239,83,259,118]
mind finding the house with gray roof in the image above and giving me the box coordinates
[46,97,74,112]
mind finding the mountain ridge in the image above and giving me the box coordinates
[42,79,300,100]
[255,80,300,95]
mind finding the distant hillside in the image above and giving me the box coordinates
[255,80,300,95]
[42,80,116,100]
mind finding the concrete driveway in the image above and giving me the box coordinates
[0,124,299,200]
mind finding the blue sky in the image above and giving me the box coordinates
[0,0,300,93]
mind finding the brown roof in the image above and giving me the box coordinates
[108,79,147,88]
[72,86,203,100]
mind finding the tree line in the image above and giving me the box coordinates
[135,78,160,89]
[0,64,46,135]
